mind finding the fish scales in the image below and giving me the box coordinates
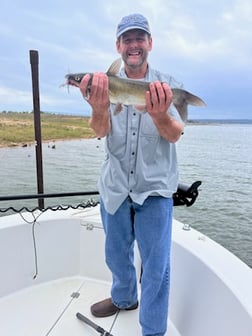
[108,76,148,105]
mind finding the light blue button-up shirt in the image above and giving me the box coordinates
[98,65,183,214]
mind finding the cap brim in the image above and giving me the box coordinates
[117,26,150,38]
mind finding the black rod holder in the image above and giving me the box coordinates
[29,50,44,209]
[0,191,99,201]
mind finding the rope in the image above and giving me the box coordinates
[0,199,99,279]
[0,199,99,214]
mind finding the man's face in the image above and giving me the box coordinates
[116,29,152,69]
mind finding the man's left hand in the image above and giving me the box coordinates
[146,81,173,118]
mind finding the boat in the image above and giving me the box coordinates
[0,182,251,336]
[1,50,251,335]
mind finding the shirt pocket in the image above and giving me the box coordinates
[107,134,127,159]
[140,115,159,163]
[140,113,159,136]
[107,106,128,159]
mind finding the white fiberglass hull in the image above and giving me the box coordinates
[0,206,251,335]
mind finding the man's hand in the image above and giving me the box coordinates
[145,81,183,143]
[79,72,111,138]
[79,72,110,113]
[146,81,173,119]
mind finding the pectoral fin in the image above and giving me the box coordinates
[113,103,123,115]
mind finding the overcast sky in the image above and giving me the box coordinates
[0,0,251,119]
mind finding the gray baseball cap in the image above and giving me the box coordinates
[116,14,151,39]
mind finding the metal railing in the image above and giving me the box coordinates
[0,181,201,214]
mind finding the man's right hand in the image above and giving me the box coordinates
[79,72,110,114]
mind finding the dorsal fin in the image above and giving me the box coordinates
[107,58,122,76]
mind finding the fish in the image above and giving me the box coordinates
[64,58,206,122]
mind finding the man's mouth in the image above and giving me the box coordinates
[128,51,141,57]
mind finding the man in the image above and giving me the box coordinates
[79,13,184,336]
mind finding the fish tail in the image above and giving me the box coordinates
[185,92,206,107]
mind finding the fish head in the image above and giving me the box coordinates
[65,73,93,88]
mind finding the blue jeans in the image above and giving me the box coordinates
[100,196,173,336]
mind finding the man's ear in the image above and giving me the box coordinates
[148,36,153,52]
[116,39,121,54]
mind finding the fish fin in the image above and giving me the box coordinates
[134,105,146,112]
[107,58,122,76]
[173,103,188,123]
[184,91,206,107]
[172,88,206,122]
[113,103,123,115]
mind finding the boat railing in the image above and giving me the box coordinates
[0,181,202,215]
[0,191,100,215]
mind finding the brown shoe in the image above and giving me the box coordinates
[91,298,138,318]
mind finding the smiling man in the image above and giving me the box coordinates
[116,26,152,77]
[79,13,184,336]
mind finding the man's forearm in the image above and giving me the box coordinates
[89,108,111,138]
[152,113,183,143]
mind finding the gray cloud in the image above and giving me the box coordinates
[0,0,251,119]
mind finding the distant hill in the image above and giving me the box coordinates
[188,119,252,124]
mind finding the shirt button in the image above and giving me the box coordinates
[132,152,135,155]
[133,132,136,136]
[130,171,133,174]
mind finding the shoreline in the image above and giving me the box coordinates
[0,112,95,148]
[0,136,97,149]
[1,111,251,149]
[1,121,251,149]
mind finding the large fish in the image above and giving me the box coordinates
[65,59,206,122]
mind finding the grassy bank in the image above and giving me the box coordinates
[0,112,95,147]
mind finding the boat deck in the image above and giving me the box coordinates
[0,276,181,336]
[1,207,251,336]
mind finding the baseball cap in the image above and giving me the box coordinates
[116,14,151,39]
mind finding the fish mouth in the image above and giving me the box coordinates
[67,79,80,87]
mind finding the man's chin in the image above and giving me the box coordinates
[126,56,143,67]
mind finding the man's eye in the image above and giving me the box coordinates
[123,38,144,44]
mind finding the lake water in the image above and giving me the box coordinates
[0,124,251,267]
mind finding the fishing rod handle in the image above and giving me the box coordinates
[76,312,114,336]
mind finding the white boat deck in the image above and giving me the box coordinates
[0,277,180,336]
[0,206,251,336]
